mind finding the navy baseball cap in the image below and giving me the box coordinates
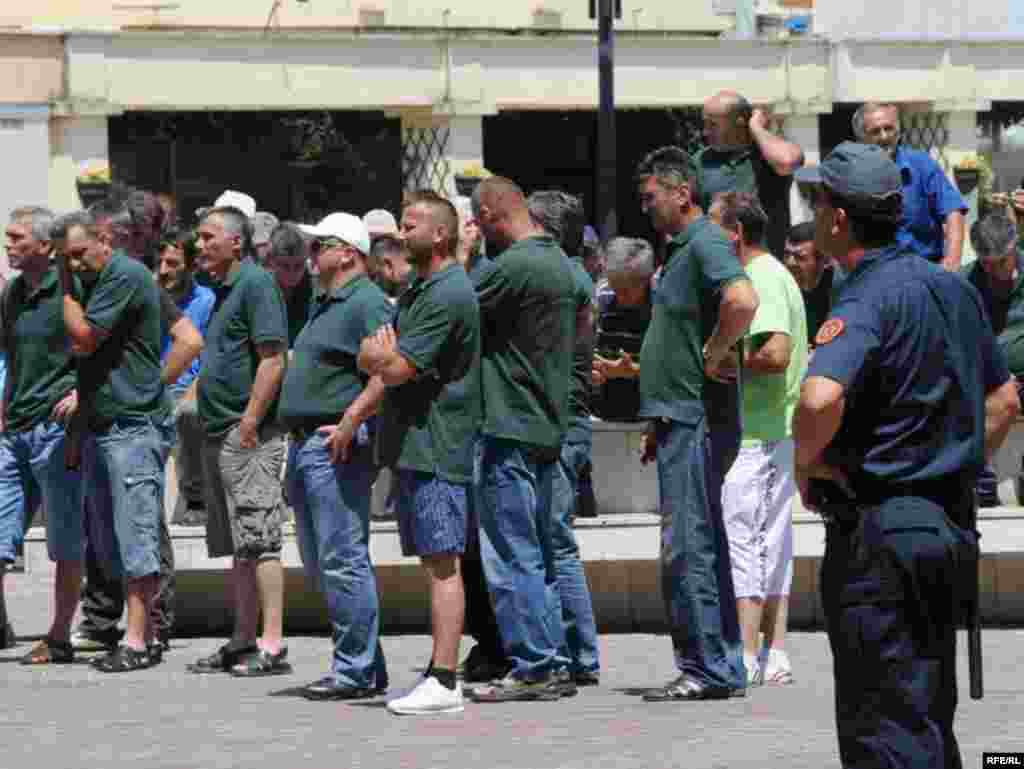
[795,141,902,217]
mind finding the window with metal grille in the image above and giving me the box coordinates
[402,125,451,192]
[900,110,950,169]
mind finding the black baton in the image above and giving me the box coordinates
[965,497,983,700]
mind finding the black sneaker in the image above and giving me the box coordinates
[574,670,600,687]
[302,676,384,701]
[459,645,512,683]
[642,674,746,702]
[554,670,579,698]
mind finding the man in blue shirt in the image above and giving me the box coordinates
[794,142,1020,769]
[853,102,967,270]
[156,229,215,524]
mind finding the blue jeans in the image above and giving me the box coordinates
[656,417,745,690]
[0,421,83,564]
[475,436,569,681]
[550,436,600,675]
[82,420,164,580]
[285,434,388,690]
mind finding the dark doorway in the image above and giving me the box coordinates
[109,111,403,225]
[817,103,859,158]
[483,108,703,243]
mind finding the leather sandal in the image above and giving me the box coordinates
[20,637,74,665]
[230,647,292,677]
[92,644,159,673]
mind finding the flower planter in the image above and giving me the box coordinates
[76,180,111,208]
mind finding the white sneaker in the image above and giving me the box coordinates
[743,654,763,687]
[387,676,464,715]
[762,648,794,685]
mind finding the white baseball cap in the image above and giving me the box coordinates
[362,209,398,238]
[196,189,257,220]
[299,213,371,256]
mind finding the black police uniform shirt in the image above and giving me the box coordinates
[807,245,1010,488]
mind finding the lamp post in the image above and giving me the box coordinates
[591,0,621,241]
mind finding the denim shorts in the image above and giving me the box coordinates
[395,469,468,557]
[82,420,164,580]
[201,425,286,560]
[0,421,83,564]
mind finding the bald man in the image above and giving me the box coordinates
[467,177,576,703]
[697,90,804,260]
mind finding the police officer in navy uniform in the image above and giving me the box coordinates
[792,142,1021,769]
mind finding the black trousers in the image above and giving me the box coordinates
[79,503,176,640]
[821,497,968,769]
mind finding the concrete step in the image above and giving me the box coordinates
[23,505,1024,635]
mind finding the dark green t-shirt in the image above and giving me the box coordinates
[476,235,576,451]
[377,263,481,483]
[0,269,79,432]
[639,217,748,424]
[285,271,315,348]
[198,261,288,436]
[78,252,168,428]
[568,258,595,436]
[279,275,393,429]
[962,253,1024,378]
[695,144,793,260]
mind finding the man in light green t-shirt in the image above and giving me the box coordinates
[710,192,808,688]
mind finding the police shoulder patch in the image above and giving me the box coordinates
[815,318,845,346]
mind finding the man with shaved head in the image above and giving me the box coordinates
[698,90,804,260]
[361,193,481,714]
[467,177,577,703]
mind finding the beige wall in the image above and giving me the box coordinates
[2,0,730,33]
[0,35,64,104]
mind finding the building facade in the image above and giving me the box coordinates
[1,0,1022,251]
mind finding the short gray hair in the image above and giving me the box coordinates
[201,206,254,257]
[527,190,585,257]
[971,213,1018,259]
[50,210,100,242]
[10,206,55,242]
[604,237,655,281]
[852,102,900,141]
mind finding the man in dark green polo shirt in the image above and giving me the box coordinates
[634,147,760,702]
[278,212,392,700]
[526,190,601,686]
[0,206,83,663]
[360,194,481,716]
[265,222,314,347]
[463,177,575,704]
[964,212,1024,507]
[696,90,804,260]
[54,208,169,673]
[189,206,291,678]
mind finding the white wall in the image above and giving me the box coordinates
[815,0,1018,39]
[0,105,51,278]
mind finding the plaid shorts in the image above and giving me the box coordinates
[394,470,468,557]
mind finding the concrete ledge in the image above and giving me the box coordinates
[25,505,1024,634]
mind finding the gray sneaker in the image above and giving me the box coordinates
[469,675,562,703]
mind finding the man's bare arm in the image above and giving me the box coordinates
[942,211,965,272]
[792,375,845,469]
[985,378,1021,460]
[161,315,204,387]
[705,279,759,368]
[237,341,286,448]
[744,332,791,376]
[749,109,804,177]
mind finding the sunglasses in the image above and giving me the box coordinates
[309,237,346,256]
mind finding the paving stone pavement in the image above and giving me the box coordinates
[4,570,1024,769]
